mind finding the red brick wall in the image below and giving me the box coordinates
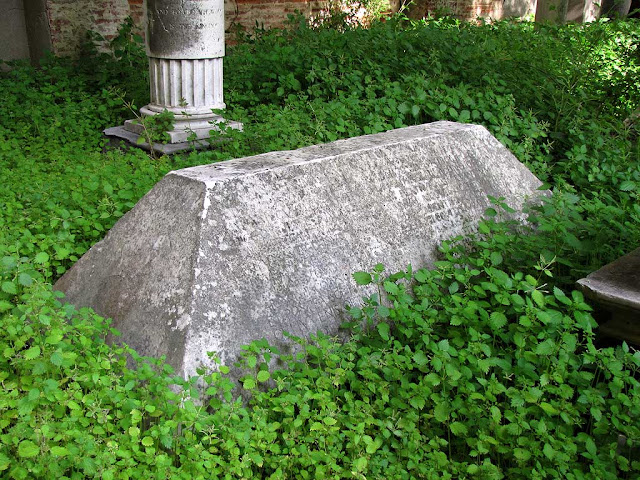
[45,0,508,57]
[408,0,503,21]
[45,0,330,55]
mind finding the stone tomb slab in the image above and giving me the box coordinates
[55,121,544,377]
[577,247,640,344]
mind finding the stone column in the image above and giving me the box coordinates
[123,0,241,145]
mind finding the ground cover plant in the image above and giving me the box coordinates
[0,14,639,479]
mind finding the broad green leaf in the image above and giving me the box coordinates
[413,350,428,366]
[18,440,39,458]
[585,437,597,456]
[352,271,372,286]
[0,453,9,470]
[18,273,33,287]
[535,339,555,356]
[539,402,559,415]
[384,281,399,295]
[50,351,63,366]
[377,322,390,341]
[354,457,367,472]
[409,396,425,410]
[1,281,16,295]
[553,286,572,305]
[531,289,545,307]
[489,311,507,330]
[543,443,555,459]
[365,437,383,454]
[514,448,531,461]
[620,180,636,191]
[434,403,448,423]
[246,355,257,369]
[34,252,49,264]
[257,370,270,383]
[490,251,503,266]
[24,346,41,360]
[243,377,256,390]
[450,422,468,436]
[50,446,69,457]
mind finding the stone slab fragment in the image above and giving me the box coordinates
[57,121,545,377]
[577,247,640,312]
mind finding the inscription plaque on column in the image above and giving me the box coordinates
[147,0,225,59]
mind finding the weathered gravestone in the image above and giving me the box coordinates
[56,121,544,377]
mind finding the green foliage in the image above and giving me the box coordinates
[0,14,639,479]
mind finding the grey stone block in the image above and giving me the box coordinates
[577,247,640,312]
[55,121,545,377]
[577,248,640,344]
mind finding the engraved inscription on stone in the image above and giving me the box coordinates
[147,0,225,59]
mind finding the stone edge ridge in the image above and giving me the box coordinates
[171,121,493,183]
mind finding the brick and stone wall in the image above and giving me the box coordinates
[47,0,143,56]
[3,0,571,61]
[45,0,331,56]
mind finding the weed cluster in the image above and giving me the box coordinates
[0,15,639,479]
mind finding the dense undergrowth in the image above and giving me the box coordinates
[0,14,639,479]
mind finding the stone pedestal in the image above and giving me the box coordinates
[107,0,241,151]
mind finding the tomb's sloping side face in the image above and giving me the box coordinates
[55,121,544,376]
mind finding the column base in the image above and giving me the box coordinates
[124,109,243,144]
[103,116,243,155]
